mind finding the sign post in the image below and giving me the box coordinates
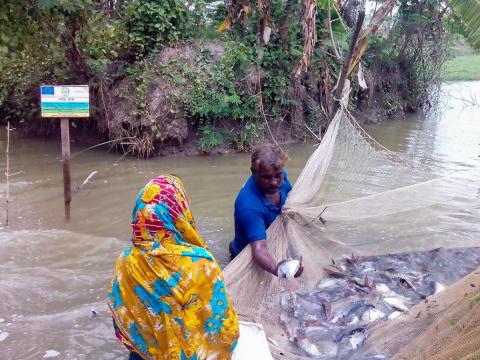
[60,119,71,220]
[40,85,89,221]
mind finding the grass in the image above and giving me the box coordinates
[441,54,480,81]
[441,40,480,81]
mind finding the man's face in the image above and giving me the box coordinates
[252,167,284,195]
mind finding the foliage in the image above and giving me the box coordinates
[197,124,224,152]
[124,0,191,58]
[447,0,480,50]
[363,0,451,114]
[160,41,260,150]
[81,14,129,81]
[0,0,126,124]
[231,121,263,152]
[442,54,480,81]
[119,59,154,117]
[0,50,67,123]
[0,0,474,156]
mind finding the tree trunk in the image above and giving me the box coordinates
[62,16,93,83]
[329,9,365,121]
[347,0,396,77]
[278,0,299,46]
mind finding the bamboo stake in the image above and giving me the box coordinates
[4,123,23,226]
[5,122,10,226]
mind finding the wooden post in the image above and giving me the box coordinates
[60,118,71,221]
[5,122,10,226]
[41,85,89,220]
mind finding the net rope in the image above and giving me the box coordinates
[223,82,480,359]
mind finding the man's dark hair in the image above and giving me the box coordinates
[251,144,287,173]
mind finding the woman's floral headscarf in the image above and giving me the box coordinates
[108,175,239,360]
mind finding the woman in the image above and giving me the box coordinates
[107,175,239,360]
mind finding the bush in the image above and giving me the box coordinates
[124,0,191,58]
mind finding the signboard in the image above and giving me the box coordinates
[40,85,89,118]
[39,85,90,221]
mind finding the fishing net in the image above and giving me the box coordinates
[223,82,480,359]
[363,268,480,360]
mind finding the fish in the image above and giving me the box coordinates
[383,296,409,312]
[344,301,374,322]
[435,281,446,294]
[361,308,386,322]
[373,283,391,294]
[415,280,437,298]
[315,277,346,290]
[350,329,367,349]
[279,248,480,360]
[374,284,411,312]
[373,299,396,315]
[316,340,338,357]
[278,259,301,279]
[351,261,377,274]
[326,298,366,322]
[295,338,321,357]
[350,275,375,289]
[388,311,402,320]
[295,295,326,321]
[304,325,328,337]
[344,253,360,265]
[88,309,97,319]
[395,274,419,290]
[323,265,348,278]
[334,325,367,343]
[280,311,301,338]
[312,287,345,303]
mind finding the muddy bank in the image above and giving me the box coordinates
[13,41,418,159]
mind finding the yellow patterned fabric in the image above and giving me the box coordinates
[107,175,239,360]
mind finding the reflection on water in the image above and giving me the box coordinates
[0,82,479,359]
[364,81,480,174]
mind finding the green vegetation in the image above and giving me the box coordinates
[442,55,480,81]
[1,0,479,156]
[441,42,480,81]
[448,0,480,50]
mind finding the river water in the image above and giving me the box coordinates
[0,82,479,359]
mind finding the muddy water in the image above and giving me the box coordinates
[0,81,479,359]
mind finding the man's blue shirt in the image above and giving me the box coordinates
[231,171,292,257]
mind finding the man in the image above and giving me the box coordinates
[229,144,303,277]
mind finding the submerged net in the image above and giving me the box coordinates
[223,83,480,359]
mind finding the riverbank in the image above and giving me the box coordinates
[8,39,479,159]
[442,54,480,81]
[441,42,480,81]
[1,80,479,360]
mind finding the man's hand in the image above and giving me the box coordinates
[277,258,304,293]
[295,260,304,278]
[277,258,304,278]
[251,240,305,278]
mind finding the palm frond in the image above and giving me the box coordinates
[448,0,480,50]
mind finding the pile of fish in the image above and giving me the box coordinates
[279,247,480,359]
